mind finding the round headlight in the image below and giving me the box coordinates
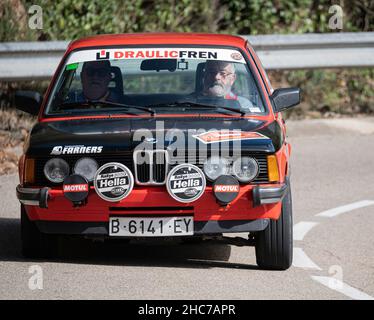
[203,156,230,181]
[73,157,98,182]
[232,157,259,182]
[44,158,70,183]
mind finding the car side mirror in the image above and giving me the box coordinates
[271,87,300,112]
[14,90,42,116]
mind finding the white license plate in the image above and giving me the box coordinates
[109,216,194,237]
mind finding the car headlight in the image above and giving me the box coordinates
[203,156,230,181]
[232,157,259,182]
[73,157,98,182]
[44,158,70,183]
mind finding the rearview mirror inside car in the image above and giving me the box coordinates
[271,87,300,112]
[140,59,177,72]
[14,90,42,116]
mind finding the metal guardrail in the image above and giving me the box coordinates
[249,32,374,70]
[0,32,373,81]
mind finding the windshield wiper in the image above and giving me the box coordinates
[58,100,156,116]
[146,101,246,116]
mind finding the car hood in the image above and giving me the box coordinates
[26,117,283,157]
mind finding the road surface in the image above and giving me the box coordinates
[0,118,373,299]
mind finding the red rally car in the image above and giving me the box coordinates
[15,33,300,270]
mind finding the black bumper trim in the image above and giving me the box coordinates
[194,219,269,234]
[16,185,49,209]
[252,183,288,207]
[35,219,269,236]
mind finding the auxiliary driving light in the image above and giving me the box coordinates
[203,156,230,181]
[73,157,98,182]
[232,157,259,183]
[43,158,70,183]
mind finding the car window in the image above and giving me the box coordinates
[45,47,266,116]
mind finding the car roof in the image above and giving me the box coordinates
[67,33,247,52]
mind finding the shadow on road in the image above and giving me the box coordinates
[0,217,259,270]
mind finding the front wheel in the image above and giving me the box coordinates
[255,178,293,270]
[21,205,59,259]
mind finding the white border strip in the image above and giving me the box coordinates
[292,248,321,270]
[316,200,374,218]
[293,221,319,241]
[311,276,374,300]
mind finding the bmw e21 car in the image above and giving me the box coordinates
[15,33,300,270]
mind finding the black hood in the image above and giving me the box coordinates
[26,116,283,157]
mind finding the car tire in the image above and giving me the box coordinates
[255,177,293,270]
[21,205,58,259]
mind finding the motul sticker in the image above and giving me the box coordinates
[193,130,269,144]
[94,162,134,202]
[166,164,206,203]
[62,174,89,203]
[212,175,239,205]
[214,185,240,193]
[63,184,89,193]
[66,48,246,65]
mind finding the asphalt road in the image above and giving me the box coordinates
[0,118,373,300]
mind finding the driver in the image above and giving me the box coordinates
[79,60,120,102]
[202,60,254,110]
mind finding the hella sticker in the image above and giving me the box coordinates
[51,145,103,155]
[166,164,206,203]
[94,162,134,202]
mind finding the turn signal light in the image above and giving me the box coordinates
[24,158,35,184]
[267,155,279,182]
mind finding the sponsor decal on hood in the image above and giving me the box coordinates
[51,145,103,155]
[192,130,269,144]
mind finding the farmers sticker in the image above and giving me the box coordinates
[51,145,103,155]
[193,130,269,144]
[94,162,134,202]
[166,164,206,203]
[66,48,246,65]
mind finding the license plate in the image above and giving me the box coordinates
[109,216,194,237]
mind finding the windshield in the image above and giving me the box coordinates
[45,47,266,116]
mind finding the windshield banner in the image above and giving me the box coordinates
[66,48,246,64]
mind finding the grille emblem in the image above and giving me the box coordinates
[144,137,157,144]
[133,150,169,185]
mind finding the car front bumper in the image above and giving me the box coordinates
[16,185,50,208]
[16,183,288,233]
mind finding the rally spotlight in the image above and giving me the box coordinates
[63,174,89,206]
[94,162,134,202]
[166,164,206,203]
[213,175,240,205]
